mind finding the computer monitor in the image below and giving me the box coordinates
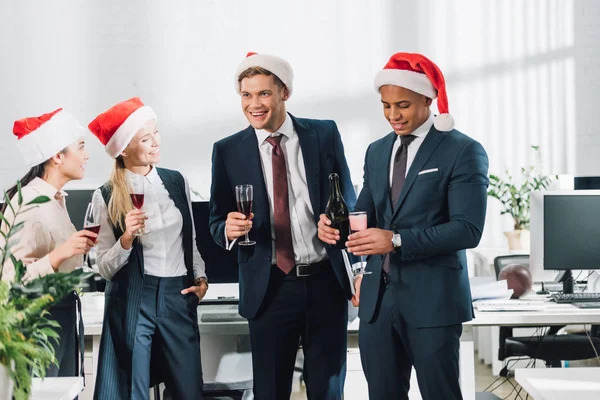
[64,189,96,230]
[191,202,239,301]
[530,190,600,293]
[574,176,600,190]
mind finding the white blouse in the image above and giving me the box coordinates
[91,167,206,281]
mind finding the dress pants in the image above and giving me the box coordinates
[131,275,204,400]
[46,291,81,378]
[359,278,463,400]
[248,264,348,400]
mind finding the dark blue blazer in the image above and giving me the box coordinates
[356,126,489,328]
[209,114,356,319]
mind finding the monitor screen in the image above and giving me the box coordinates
[64,189,95,230]
[191,201,238,284]
[543,194,600,271]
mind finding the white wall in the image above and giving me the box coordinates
[1,0,598,247]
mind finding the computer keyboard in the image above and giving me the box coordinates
[475,300,547,312]
[550,292,600,303]
[200,312,247,323]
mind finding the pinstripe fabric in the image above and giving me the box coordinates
[93,168,195,399]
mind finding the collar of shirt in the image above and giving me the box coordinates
[29,177,68,199]
[395,111,434,143]
[125,165,159,185]
[255,113,295,144]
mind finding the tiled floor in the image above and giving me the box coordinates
[290,357,530,399]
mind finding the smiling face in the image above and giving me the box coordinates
[239,70,289,133]
[121,119,161,166]
[56,138,88,180]
[380,85,432,136]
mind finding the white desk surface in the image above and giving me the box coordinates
[468,294,600,327]
[31,377,83,400]
[515,368,600,400]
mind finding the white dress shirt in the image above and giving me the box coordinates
[92,167,206,281]
[227,114,327,265]
[1,177,82,283]
[389,111,434,188]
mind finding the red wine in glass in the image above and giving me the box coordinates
[131,194,145,209]
[237,200,253,218]
[84,224,101,243]
[235,184,256,246]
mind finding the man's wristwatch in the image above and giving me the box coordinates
[392,233,402,249]
[195,277,208,287]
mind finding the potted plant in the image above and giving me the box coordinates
[487,146,555,250]
[0,182,92,400]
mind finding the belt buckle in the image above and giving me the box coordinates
[296,264,311,277]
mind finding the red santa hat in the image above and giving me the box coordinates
[13,108,86,168]
[374,52,455,131]
[88,97,157,158]
[235,52,294,96]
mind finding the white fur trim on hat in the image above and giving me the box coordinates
[105,106,157,158]
[374,69,437,99]
[235,53,294,96]
[16,110,86,168]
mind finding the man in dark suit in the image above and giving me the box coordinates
[209,52,356,400]
[319,52,489,399]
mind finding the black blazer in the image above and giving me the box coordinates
[356,126,489,328]
[209,114,356,319]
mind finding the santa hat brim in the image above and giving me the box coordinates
[105,106,157,158]
[235,54,293,95]
[374,69,437,99]
[17,110,86,168]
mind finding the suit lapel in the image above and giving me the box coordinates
[392,126,446,220]
[238,126,271,223]
[292,115,321,217]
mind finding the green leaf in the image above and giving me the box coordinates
[7,221,25,239]
[3,190,15,214]
[17,181,23,207]
[25,196,51,206]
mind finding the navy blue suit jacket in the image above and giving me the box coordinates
[209,114,356,319]
[356,126,489,328]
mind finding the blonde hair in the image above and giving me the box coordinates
[106,156,134,232]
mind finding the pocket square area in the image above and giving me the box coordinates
[418,168,439,175]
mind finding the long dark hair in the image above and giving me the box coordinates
[1,163,48,215]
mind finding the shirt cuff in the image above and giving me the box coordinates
[22,255,55,283]
[224,229,237,250]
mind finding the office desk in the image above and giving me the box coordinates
[31,377,83,400]
[515,368,600,400]
[462,298,600,400]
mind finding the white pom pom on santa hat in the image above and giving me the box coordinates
[374,52,455,131]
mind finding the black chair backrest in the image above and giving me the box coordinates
[493,255,530,279]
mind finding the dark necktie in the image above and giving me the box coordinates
[390,134,417,210]
[384,134,417,273]
[265,135,295,274]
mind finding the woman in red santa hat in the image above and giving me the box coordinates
[1,108,97,377]
[88,97,206,400]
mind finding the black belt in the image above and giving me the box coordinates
[285,259,331,277]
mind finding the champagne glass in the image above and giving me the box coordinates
[236,184,256,246]
[349,211,371,275]
[82,202,100,269]
[130,175,150,235]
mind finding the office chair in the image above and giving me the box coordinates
[494,255,600,369]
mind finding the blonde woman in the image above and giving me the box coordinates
[88,98,207,400]
[1,109,97,377]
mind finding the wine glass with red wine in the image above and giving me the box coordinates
[130,175,149,236]
[82,202,100,269]
[235,184,255,246]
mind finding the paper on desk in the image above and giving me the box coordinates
[470,279,514,301]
